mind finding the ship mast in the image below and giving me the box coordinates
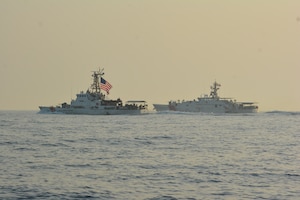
[210,81,221,99]
[90,68,104,94]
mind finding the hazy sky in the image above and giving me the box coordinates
[1,0,300,111]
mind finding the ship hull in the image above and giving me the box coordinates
[39,106,147,115]
[153,101,258,114]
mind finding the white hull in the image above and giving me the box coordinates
[39,106,148,115]
[153,101,258,113]
[172,99,258,113]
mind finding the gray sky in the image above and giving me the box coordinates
[1,0,300,111]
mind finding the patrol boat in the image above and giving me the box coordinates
[153,81,258,113]
[39,69,148,115]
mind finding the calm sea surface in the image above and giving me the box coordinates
[0,111,299,200]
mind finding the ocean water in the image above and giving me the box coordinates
[0,111,299,200]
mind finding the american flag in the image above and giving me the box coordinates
[100,77,112,94]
